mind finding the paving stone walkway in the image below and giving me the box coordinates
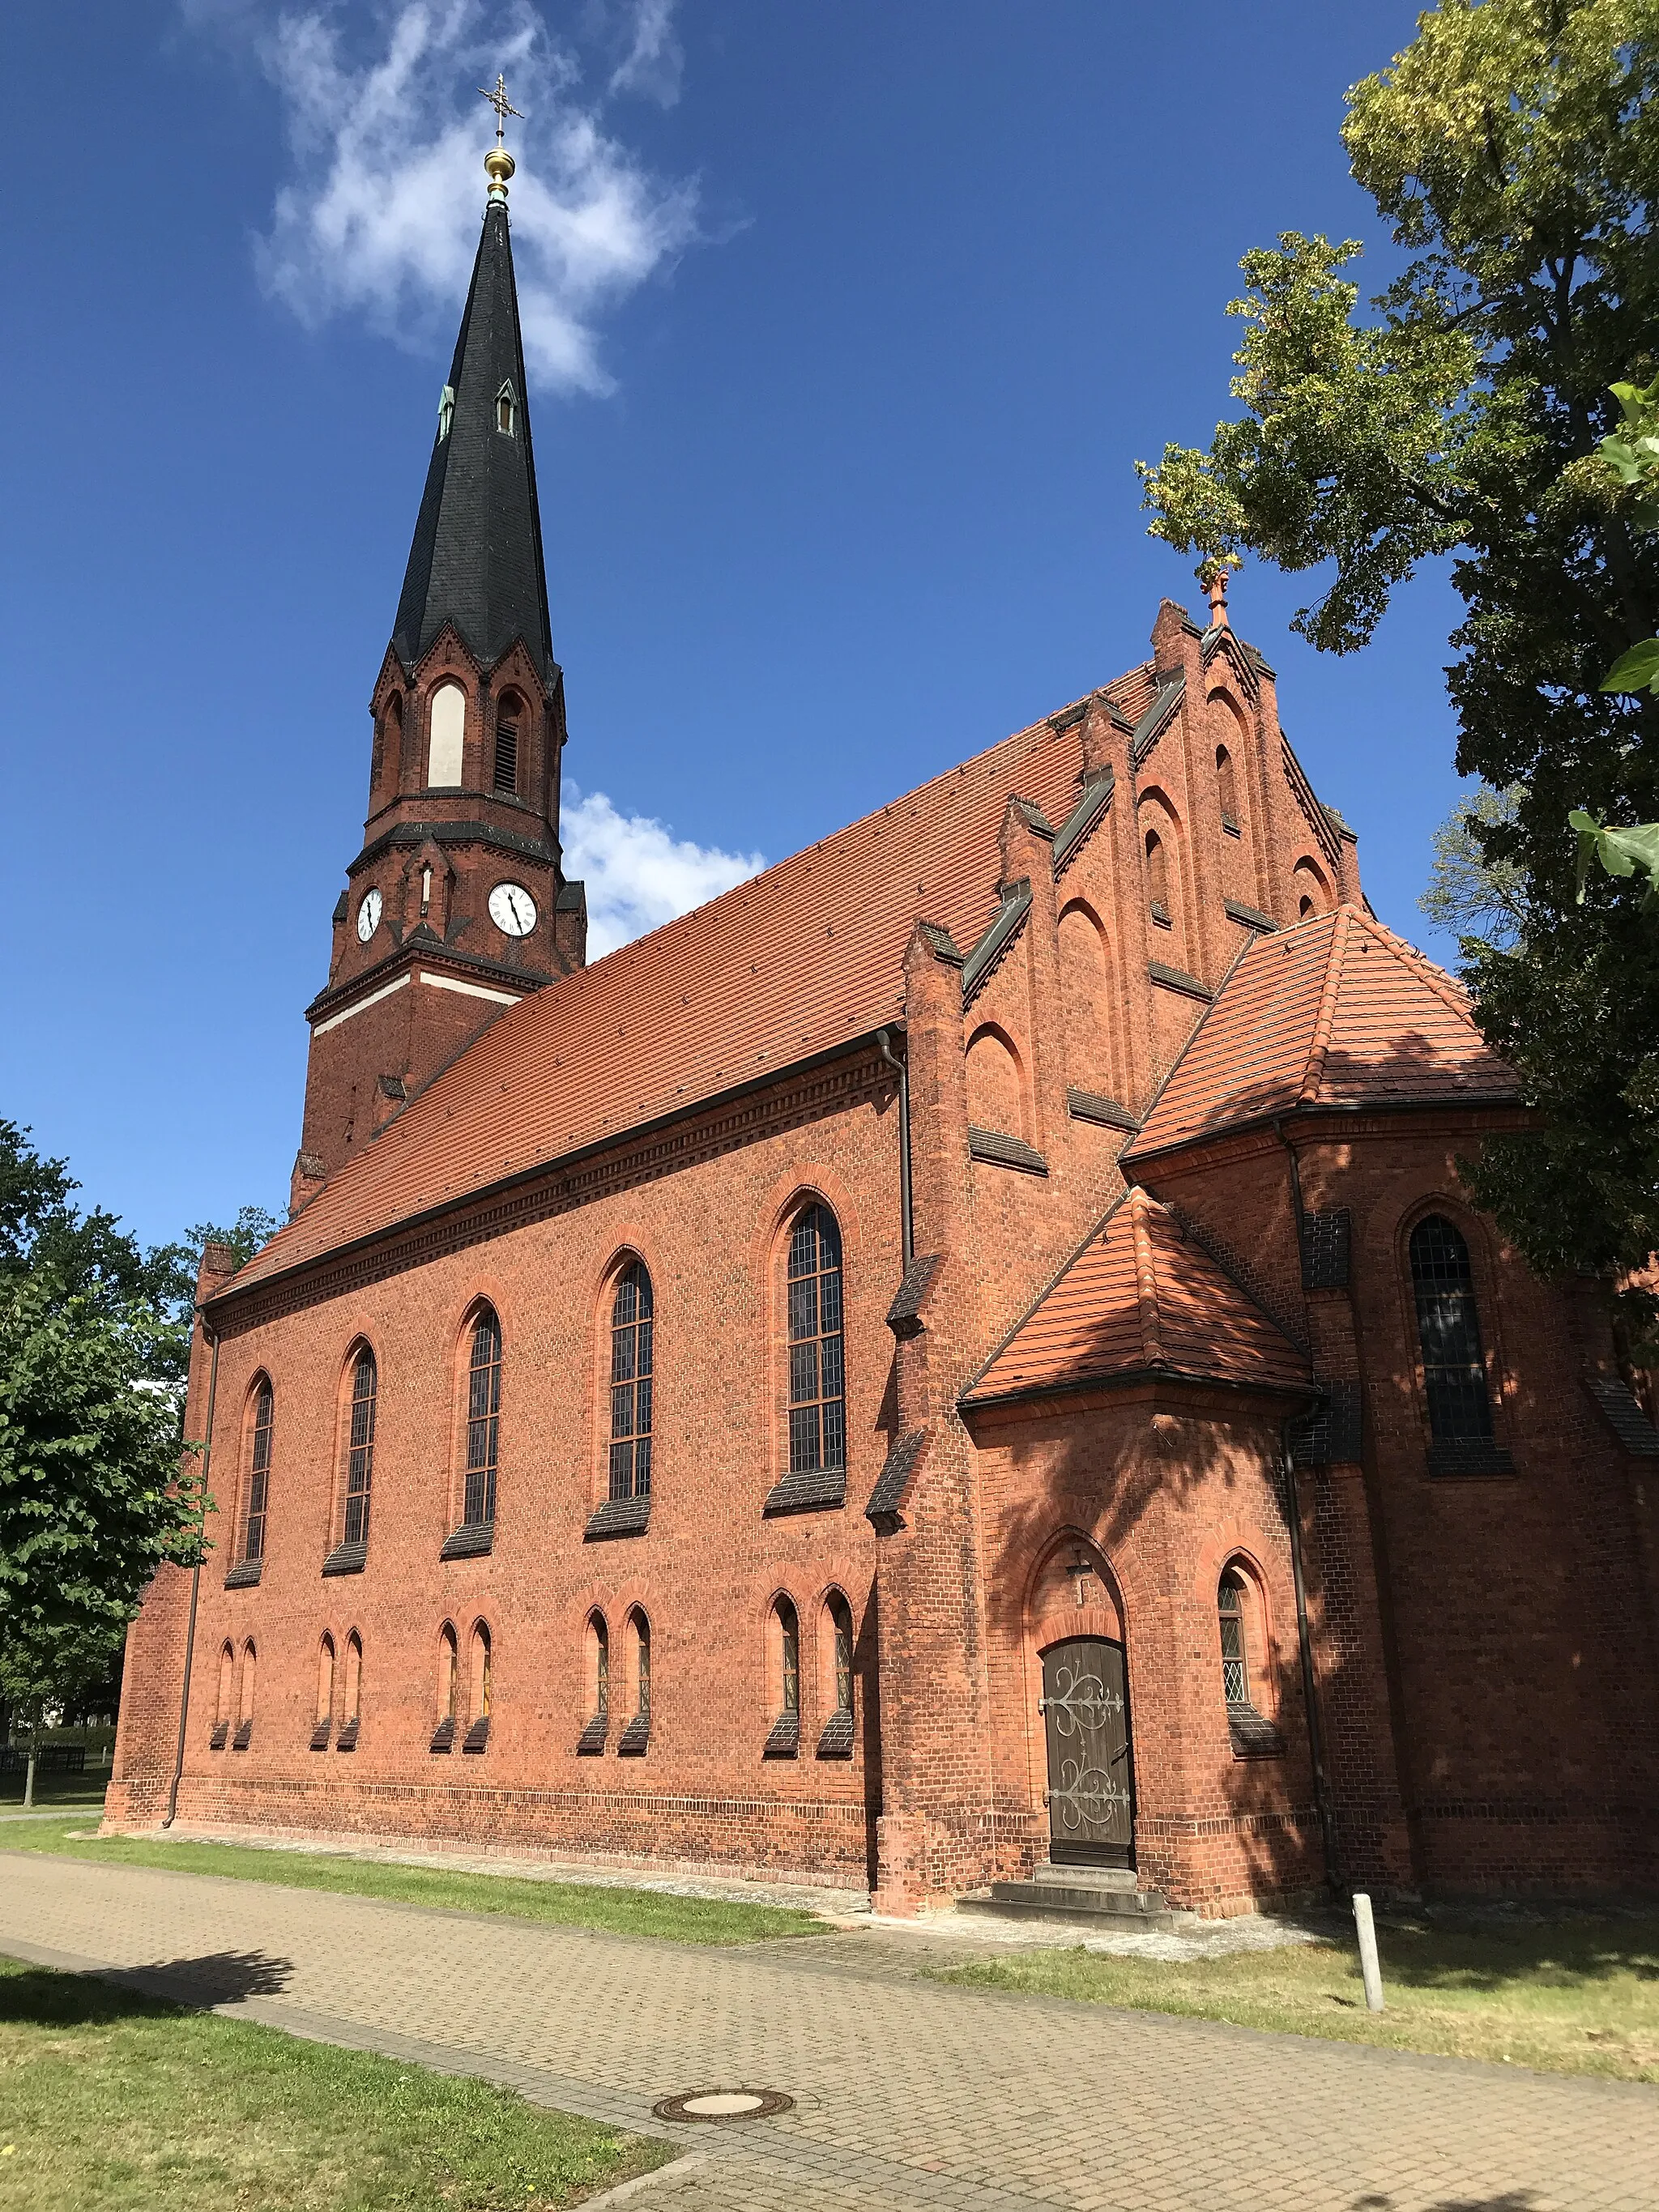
[3,1851,1657,2212]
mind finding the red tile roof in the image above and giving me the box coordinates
[965,1187,1310,1403]
[1127,906,1519,1161]
[228,691,1107,1294]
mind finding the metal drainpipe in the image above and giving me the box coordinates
[876,1028,914,1271]
[164,1318,220,1829]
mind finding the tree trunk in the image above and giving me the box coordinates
[23,1748,35,1810]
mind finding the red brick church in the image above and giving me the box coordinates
[110,143,1659,1916]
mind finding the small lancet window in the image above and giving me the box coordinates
[497,381,517,436]
[1145,829,1171,920]
[1218,1571,1250,1708]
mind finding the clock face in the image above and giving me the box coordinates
[489,882,537,938]
[356,888,382,943]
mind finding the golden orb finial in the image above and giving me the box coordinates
[479,75,523,202]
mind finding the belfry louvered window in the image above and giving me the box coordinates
[787,1205,845,1476]
[493,701,519,795]
[343,1350,377,1546]
[1409,1215,1494,1442]
[242,1382,273,1563]
[463,1310,501,1526]
[608,1262,654,1501]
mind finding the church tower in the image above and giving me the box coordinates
[293,121,586,1212]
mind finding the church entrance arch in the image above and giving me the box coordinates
[1040,1637,1135,1867]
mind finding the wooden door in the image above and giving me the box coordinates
[1041,1637,1134,1867]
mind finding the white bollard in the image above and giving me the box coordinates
[1352,1890,1385,2012]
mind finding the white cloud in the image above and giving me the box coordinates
[600,0,683,105]
[244,1,700,393]
[562,785,765,957]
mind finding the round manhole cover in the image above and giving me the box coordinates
[653,2088,795,2124]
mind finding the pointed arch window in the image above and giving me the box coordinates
[618,1609,650,1754]
[1216,744,1239,832]
[608,1261,655,1501]
[463,1308,502,1529]
[818,1590,855,1758]
[432,1624,459,1753]
[765,1596,800,1758]
[343,1349,377,1549]
[1410,1215,1495,1444]
[233,1641,256,1750]
[211,1642,234,1750]
[1145,829,1171,924]
[787,1205,845,1477]
[312,1634,335,1751]
[463,1622,492,1751]
[497,381,517,436]
[339,1633,363,1750]
[578,1612,609,1754]
[241,1381,273,1566]
[1218,1570,1249,1708]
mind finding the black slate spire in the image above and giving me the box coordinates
[391,181,554,684]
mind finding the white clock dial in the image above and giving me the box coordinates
[488,882,537,938]
[356,888,383,943]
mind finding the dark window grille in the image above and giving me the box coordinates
[463,1311,501,1525]
[608,1262,655,1500]
[343,1351,377,1547]
[1218,1571,1248,1707]
[1409,1215,1494,1442]
[787,1205,845,1475]
[593,1616,609,1721]
[243,1383,273,1562]
[830,1593,854,1716]
[493,715,518,795]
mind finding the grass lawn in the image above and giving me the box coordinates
[0,1815,830,1946]
[932,1909,1659,2082]
[0,1954,666,2210]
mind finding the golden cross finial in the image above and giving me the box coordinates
[479,74,523,147]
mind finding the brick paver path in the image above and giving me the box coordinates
[4,1854,1657,2211]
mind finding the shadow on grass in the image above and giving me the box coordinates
[0,1950,294,2026]
[1367,1911,1659,1997]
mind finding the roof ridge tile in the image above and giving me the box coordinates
[1298,908,1349,1106]
[1128,1188,1166,1366]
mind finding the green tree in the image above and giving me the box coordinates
[0,1277,205,1801]
[1421,783,1530,947]
[1137,0,1659,1331]
[0,1125,277,1795]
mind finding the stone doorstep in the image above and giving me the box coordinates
[957,1863,1199,1934]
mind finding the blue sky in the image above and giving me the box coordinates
[3,0,1460,1250]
